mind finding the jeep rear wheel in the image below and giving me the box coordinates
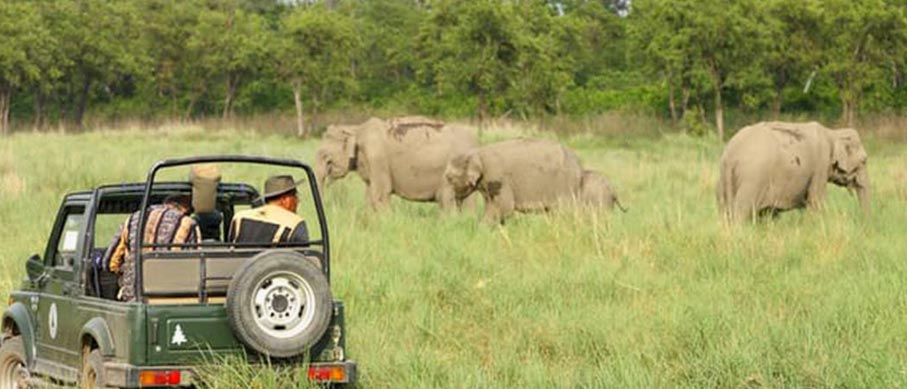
[227,250,332,358]
[0,337,30,389]
[80,348,111,389]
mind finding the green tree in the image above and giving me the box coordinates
[688,0,768,140]
[356,0,423,104]
[142,0,204,120]
[762,0,823,118]
[819,0,907,125]
[187,2,271,119]
[509,2,584,118]
[55,0,147,128]
[629,0,703,125]
[417,0,521,122]
[275,4,360,137]
[0,1,52,134]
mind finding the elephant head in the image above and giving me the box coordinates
[314,124,359,188]
[315,117,387,186]
[828,128,870,214]
[444,151,483,199]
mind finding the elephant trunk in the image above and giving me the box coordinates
[855,169,871,216]
[314,165,330,191]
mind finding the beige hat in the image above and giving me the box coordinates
[262,175,304,200]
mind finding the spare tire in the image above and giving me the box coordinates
[226,250,332,358]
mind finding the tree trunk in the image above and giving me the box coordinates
[771,87,783,120]
[222,77,235,120]
[292,79,305,138]
[75,76,92,129]
[0,88,10,136]
[33,89,45,131]
[478,91,487,126]
[714,83,724,141]
[680,84,691,120]
[185,93,198,121]
[840,94,856,127]
[667,81,678,125]
[170,93,179,122]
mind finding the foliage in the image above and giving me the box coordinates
[276,4,360,135]
[1,0,907,135]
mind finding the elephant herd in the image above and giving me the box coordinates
[314,117,871,225]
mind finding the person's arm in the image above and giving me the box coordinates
[290,221,309,243]
[107,222,129,273]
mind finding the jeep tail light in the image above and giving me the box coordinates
[308,365,345,382]
[139,370,181,386]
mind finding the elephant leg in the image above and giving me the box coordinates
[436,184,458,213]
[805,174,827,211]
[731,184,764,224]
[482,185,514,225]
[718,164,737,223]
[458,192,478,212]
[367,174,393,211]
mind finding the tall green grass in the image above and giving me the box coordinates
[1,126,905,388]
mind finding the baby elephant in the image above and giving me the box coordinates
[444,138,622,224]
[580,170,627,212]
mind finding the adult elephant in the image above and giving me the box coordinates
[315,116,478,210]
[718,121,870,223]
[444,138,587,224]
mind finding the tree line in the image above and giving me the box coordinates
[1,0,906,138]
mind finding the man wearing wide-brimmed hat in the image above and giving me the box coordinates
[228,175,309,244]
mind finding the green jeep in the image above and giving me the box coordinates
[0,156,356,388]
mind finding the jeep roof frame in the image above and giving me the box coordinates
[132,155,330,302]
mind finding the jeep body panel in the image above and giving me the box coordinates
[2,300,37,364]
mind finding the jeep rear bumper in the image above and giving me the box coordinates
[104,360,357,387]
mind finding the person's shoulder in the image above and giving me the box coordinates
[262,204,304,225]
[232,206,261,219]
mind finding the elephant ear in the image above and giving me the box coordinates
[466,152,484,187]
[832,129,866,174]
[343,132,358,165]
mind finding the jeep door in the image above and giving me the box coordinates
[34,201,86,376]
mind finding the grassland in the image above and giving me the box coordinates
[1,124,906,388]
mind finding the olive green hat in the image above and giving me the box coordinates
[262,174,304,201]
[189,164,221,213]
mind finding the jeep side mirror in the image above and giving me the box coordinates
[26,254,45,281]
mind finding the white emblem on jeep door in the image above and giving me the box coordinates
[48,303,58,340]
[171,324,188,346]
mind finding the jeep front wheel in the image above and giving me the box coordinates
[227,250,332,358]
[0,337,30,389]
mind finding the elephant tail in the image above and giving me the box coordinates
[613,195,628,213]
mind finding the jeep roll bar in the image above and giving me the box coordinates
[133,155,331,302]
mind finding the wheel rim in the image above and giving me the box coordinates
[251,271,317,339]
[1,354,29,389]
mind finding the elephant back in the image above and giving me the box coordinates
[481,138,583,207]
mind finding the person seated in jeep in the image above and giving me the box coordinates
[228,175,309,244]
[105,195,201,301]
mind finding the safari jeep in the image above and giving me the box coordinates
[0,156,355,388]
